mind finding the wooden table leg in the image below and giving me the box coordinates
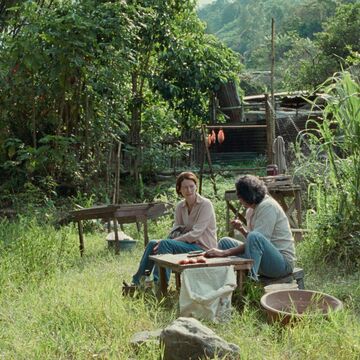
[113,217,120,255]
[159,266,168,297]
[78,220,84,256]
[175,273,181,291]
[236,270,245,298]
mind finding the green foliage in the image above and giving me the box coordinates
[282,0,338,39]
[294,71,360,269]
[281,36,334,90]
[153,26,242,123]
[199,0,359,92]
[0,0,244,199]
[0,0,137,195]
[283,2,360,90]
[199,0,305,65]
[317,3,360,60]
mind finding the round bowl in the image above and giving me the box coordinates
[260,289,343,325]
[107,239,137,251]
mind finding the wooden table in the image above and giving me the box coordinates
[225,185,302,236]
[149,253,253,297]
[68,202,171,255]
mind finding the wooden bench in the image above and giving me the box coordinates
[67,202,171,255]
[259,267,305,289]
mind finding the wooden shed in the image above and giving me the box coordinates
[206,91,325,163]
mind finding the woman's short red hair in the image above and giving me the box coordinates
[175,172,198,196]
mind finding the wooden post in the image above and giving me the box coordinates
[201,124,217,196]
[226,199,231,236]
[143,217,149,246]
[198,134,205,195]
[294,189,302,228]
[210,91,217,124]
[78,220,84,256]
[265,94,273,164]
[106,145,113,202]
[270,18,276,140]
[113,217,120,255]
[113,141,121,204]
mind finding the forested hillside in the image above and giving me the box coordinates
[199,0,360,92]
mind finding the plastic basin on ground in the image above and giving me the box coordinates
[260,289,343,325]
[107,239,137,251]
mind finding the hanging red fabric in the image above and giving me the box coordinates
[211,130,216,144]
[218,129,225,144]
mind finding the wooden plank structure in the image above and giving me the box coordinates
[198,84,277,193]
[68,202,171,256]
[199,117,273,195]
[203,87,326,169]
[224,175,302,237]
[149,253,254,298]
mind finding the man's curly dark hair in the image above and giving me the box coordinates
[235,175,267,205]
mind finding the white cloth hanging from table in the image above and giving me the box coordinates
[272,136,287,174]
[179,266,237,323]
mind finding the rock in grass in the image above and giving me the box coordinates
[130,329,162,348]
[160,317,240,360]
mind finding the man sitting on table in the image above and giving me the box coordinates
[206,175,296,280]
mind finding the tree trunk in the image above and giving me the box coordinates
[130,71,142,192]
[31,79,37,148]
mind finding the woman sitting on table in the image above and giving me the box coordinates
[206,175,295,280]
[130,171,217,286]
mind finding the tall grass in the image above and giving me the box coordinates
[295,71,360,269]
[0,176,360,358]
[0,217,78,288]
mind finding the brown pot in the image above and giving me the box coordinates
[260,289,343,325]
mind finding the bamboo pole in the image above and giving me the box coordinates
[112,141,122,204]
[201,124,217,196]
[205,124,267,129]
[265,94,273,164]
[198,133,205,195]
[270,18,276,141]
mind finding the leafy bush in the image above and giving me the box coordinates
[295,71,360,269]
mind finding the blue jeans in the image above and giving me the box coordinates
[132,239,203,285]
[219,231,293,280]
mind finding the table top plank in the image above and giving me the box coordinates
[149,254,253,272]
[69,202,171,221]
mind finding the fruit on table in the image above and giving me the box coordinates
[196,256,206,263]
[178,258,190,265]
[178,256,207,265]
